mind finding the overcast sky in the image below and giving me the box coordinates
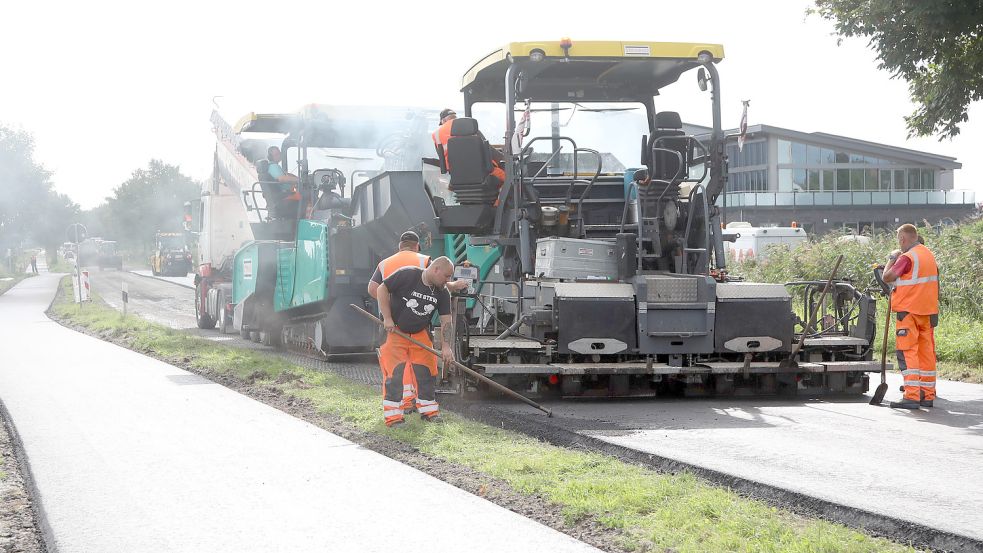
[1,0,979,209]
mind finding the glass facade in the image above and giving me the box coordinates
[773,138,938,192]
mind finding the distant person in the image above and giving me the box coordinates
[375,257,457,426]
[881,223,939,409]
[368,230,468,414]
[30,254,37,273]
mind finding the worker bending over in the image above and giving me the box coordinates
[376,256,456,426]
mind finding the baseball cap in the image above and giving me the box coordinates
[399,230,420,243]
[439,108,456,121]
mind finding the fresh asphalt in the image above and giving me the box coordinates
[0,274,601,553]
[89,269,983,548]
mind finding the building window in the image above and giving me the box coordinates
[865,168,879,190]
[894,169,906,190]
[837,169,850,191]
[850,169,865,190]
[922,169,935,190]
[907,169,920,190]
[880,170,892,190]
[822,148,835,164]
[808,169,821,191]
[823,169,835,191]
[777,139,791,164]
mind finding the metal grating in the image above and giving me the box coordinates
[646,276,698,303]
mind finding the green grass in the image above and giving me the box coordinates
[50,278,918,553]
[0,271,33,296]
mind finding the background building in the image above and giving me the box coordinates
[689,123,977,235]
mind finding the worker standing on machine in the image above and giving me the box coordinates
[431,108,506,185]
[882,223,939,409]
[376,257,456,427]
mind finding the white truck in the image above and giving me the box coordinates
[723,222,807,262]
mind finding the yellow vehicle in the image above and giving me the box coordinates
[150,231,192,276]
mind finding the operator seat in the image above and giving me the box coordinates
[444,117,500,205]
[648,111,688,183]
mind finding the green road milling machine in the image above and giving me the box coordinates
[207,105,458,352]
[419,40,884,398]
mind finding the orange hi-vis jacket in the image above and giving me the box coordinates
[379,250,429,279]
[891,244,939,315]
[432,120,506,182]
[432,121,453,169]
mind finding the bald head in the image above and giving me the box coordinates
[896,223,919,249]
[425,256,454,287]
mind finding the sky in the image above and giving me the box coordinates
[1,0,979,209]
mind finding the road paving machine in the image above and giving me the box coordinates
[421,40,882,398]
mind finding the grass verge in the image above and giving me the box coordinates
[50,278,919,552]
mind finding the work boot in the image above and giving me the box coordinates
[421,414,444,424]
[889,399,921,409]
[403,406,417,415]
[387,419,406,428]
[920,400,934,408]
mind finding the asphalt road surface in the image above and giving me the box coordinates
[0,274,601,553]
[88,269,983,543]
[492,380,983,542]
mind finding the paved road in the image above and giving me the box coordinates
[493,381,983,541]
[86,268,983,542]
[88,269,198,330]
[0,274,601,553]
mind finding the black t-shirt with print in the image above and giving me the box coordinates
[383,267,450,334]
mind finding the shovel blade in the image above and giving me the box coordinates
[869,382,889,405]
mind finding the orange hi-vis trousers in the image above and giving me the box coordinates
[895,312,937,402]
[378,329,440,426]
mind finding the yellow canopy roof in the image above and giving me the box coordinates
[462,40,724,103]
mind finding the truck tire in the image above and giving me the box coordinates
[195,282,216,330]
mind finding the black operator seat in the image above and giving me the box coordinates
[445,117,500,205]
[648,111,688,182]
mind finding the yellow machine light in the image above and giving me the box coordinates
[560,37,573,49]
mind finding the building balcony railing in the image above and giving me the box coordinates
[719,190,977,208]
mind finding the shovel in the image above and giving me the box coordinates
[350,304,553,417]
[869,266,893,405]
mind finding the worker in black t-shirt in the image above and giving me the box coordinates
[376,256,456,426]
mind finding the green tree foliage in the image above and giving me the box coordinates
[812,1,983,139]
[0,125,80,257]
[94,160,199,254]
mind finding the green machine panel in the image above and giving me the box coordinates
[233,241,277,305]
[274,220,329,312]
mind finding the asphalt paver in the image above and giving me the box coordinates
[0,274,601,553]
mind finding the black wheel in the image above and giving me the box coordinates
[240,325,251,339]
[261,328,282,349]
[217,291,230,334]
[250,331,262,343]
[195,282,216,330]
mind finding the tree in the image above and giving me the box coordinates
[96,160,200,254]
[812,0,983,139]
[0,124,80,258]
